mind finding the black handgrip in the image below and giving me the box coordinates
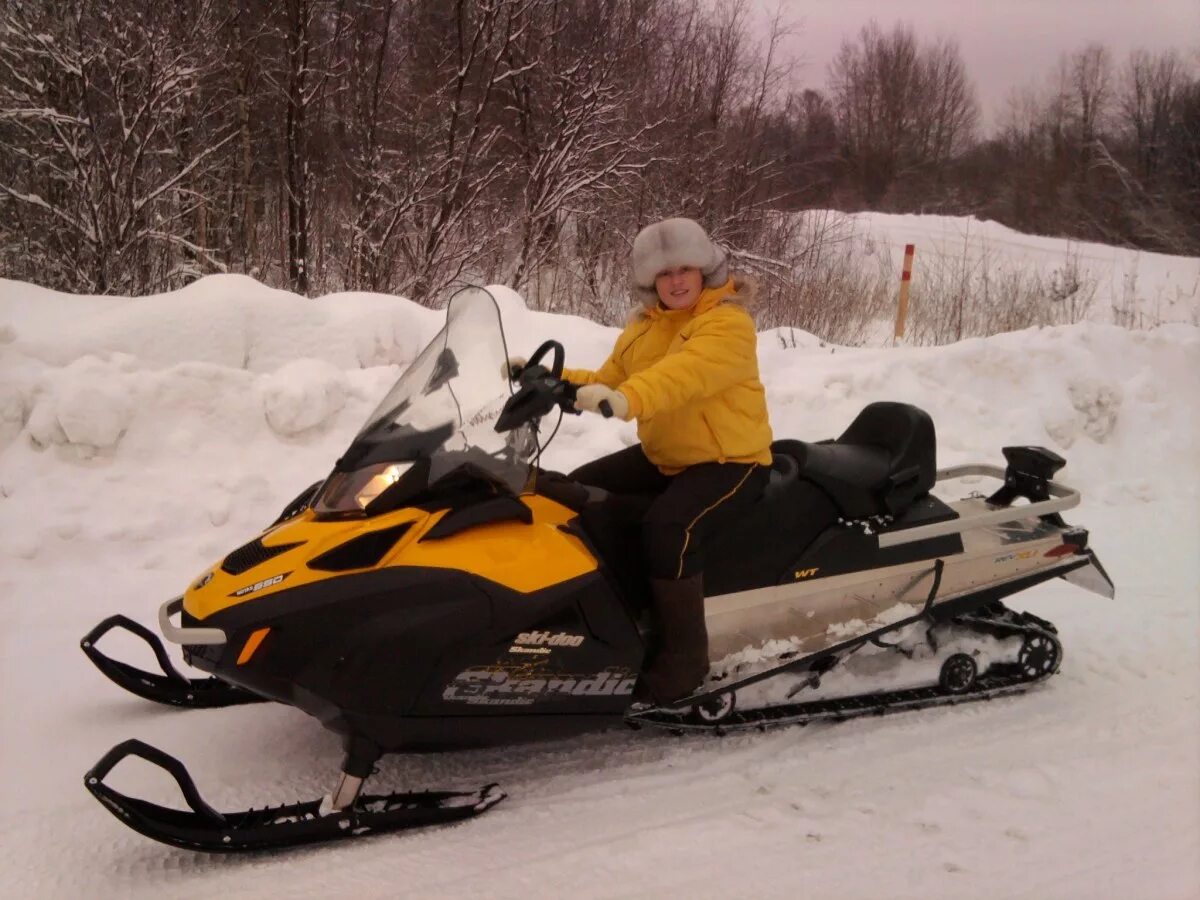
[598,399,613,418]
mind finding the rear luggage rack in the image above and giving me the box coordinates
[878,446,1081,549]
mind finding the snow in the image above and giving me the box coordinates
[851,212,1200,329]
[1,220,1198,898]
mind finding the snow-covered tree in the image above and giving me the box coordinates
[0,0,235,292]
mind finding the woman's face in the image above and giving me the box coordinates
[655,266,704,309]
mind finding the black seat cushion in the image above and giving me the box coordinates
[774,403,937,519]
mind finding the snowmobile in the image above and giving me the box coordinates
[81,287,1113,853]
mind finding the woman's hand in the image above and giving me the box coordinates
[501,356,527,380]
[575,385,630,420]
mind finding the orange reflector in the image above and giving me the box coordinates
[237,627,271,665]
[1044,543,1079,558]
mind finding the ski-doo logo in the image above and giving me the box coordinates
[230,572,289,597]
[513,630,585,648]
[443,667,636,706]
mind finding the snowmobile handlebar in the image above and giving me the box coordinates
[522,339,565,380]
[495,341,586,433]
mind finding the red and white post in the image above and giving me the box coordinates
[893,243,916,344]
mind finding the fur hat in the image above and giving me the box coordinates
[631,217,728,306]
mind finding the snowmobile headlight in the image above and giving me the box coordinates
[314,462,416,514]
[192,570,213,591]
[354,463,413,509]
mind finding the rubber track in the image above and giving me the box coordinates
[630,611,1061,735]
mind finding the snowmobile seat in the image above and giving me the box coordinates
[778,402,936,520]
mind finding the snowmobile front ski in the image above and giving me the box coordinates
[629,607,1063,735]
[81,615,264,708]
[84,739,505,852]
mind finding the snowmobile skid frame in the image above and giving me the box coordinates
[630,605,1065,734]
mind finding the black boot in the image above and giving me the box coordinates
[640,574,709,705]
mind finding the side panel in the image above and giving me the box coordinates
[187,566,643,752]
[705,502,1085,661]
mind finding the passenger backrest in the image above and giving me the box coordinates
[837,402,937,515]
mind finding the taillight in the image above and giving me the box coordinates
[1044,543,1080,558]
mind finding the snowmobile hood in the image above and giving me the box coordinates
[182,490,596,622]
[180,288,595,623]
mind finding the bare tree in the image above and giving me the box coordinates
[338,0,404,290]
[1069,44,1113,149]
[387,0,538,302]
[828,21,977,205]
[0,0,235,292]
[502,1,662,298]
[268,0,347,294]
[1121,49,1186,178]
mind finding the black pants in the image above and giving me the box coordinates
[570,445,768,580]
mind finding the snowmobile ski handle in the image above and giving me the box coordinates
[82,615,190,683]
[877,464,1080,549]
[86,738,226,824]
[598,399,613,418]
[159,596,227,646]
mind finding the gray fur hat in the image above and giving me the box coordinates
[631,217,729,306]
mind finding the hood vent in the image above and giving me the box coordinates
[221,538,305,576]
[307,522,413,572]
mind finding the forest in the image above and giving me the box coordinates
[1,0,1196,327]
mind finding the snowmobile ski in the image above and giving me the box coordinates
[84,739,504,853]
[629,609,1062,734]
[81,615,264,708]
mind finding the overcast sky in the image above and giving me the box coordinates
[770,0,1200,131]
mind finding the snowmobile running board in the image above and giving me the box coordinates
[84,739,505,852]
[80,615,263,708]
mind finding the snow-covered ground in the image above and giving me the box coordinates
[851,212,1200,330]
[1,231,1198,897]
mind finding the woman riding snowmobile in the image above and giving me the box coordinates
[508,217,773,703]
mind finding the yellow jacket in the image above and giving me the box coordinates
[564,277,773,473]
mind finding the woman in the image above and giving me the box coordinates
[517,217,773,704]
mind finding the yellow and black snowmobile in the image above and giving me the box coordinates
[81,287,1113,852]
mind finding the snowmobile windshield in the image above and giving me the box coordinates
[314,287,536,516]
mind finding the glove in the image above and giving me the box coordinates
[501,355,527,380]
[575,384,630,420]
